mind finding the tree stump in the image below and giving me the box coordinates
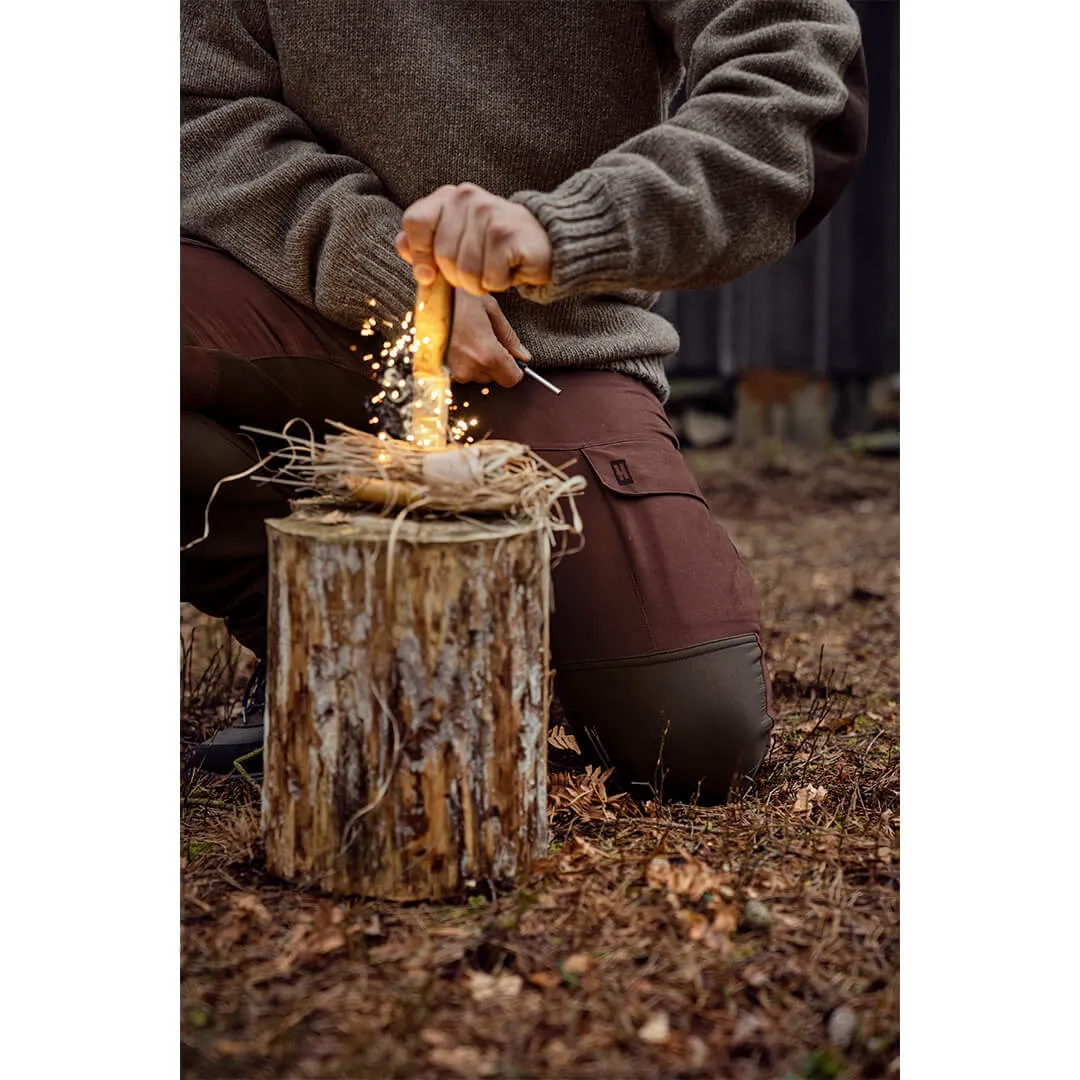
[261,512,551,899]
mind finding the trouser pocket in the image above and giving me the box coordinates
[546,434,763,666]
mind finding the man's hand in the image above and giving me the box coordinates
[447,289,527,387]
[396,184,552,296]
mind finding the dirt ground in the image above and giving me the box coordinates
[180,444,900,1080]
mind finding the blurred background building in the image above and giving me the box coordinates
[660,0,899,450]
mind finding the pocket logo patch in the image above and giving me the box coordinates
[610,459,634,486]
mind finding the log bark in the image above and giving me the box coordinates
[262,512,551,899]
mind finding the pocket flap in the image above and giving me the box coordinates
[580,438,707,503]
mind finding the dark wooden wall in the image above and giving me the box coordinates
[659,0,899,382]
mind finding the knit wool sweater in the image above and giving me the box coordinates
[181,0,867,402]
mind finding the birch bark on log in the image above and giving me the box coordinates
[261,513,551,899]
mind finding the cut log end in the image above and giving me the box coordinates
[262,512,551,899]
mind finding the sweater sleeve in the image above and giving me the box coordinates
[510,0,868,304]
[180,0,416,325]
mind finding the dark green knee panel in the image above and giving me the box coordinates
[555,634,773,806]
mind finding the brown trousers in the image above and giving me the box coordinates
[181,239,772,802]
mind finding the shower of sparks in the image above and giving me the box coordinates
[358,296,480,447]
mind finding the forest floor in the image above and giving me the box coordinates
[180,444,900,1080]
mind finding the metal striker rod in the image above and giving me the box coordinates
[518,363,562,396]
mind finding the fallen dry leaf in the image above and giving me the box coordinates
[547,725,580,752]
[544,1040,574,1068]
[308,926,347,956]
[646,854,731,903]
[742,964,769,988]
[428,1045,497,1078]
[678,908,734,950]
[638,1011,671,1045]
[526,970,563,991]
[732,1012,769,1046]
[230,893,273,926]
[647,855,738,951]
[465,970,524,1003]
[682,1034,709,1068]
[561,953,594,976]
[680,909,710,941]
[794,785,828,812]
[549,765,630,823]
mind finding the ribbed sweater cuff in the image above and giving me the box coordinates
[352,214,418,322]
[510,172,631,304]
